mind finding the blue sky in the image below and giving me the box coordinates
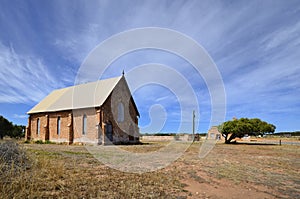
[0,0,299,133]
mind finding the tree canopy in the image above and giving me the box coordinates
[218,118,276,144]
[0,115,25,139]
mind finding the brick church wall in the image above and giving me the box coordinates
[73,108,100,144]
[48,111,70,143]
[102,77,139,144]
[29,113,48,141]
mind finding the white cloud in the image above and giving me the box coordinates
[0,42,69,104]
[13,114,28,119]
[53,23,102,64]
[263,21,300,51]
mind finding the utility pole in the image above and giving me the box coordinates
[192,110,195,142]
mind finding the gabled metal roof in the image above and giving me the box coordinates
[27,76,123,114]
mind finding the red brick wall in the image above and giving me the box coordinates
[29,111,71,142]
[48,111,70,143]
[73,108,100,144]
[29,113,48,141]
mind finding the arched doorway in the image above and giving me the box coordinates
[105,121,113,144]
[129,124,134,141]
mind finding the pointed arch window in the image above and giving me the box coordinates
[57,116,61,135]
[83,114,87,135]
[36,118,40,135]
[118,102,124,122]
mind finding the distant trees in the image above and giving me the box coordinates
[218,118,276,144]
[0,116,12,139]
[0,115,25,139]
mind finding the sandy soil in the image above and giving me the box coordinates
[175,142,299,198]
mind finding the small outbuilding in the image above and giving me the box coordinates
[207,126,223,140]
[25,75,140,145]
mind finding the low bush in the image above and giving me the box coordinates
[34,140,44,144]
[44,140,55,144]
[24,140,31,144]
[34,140,55,144]
[0,141,31,177]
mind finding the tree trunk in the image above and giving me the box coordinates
[225,133,236,144]
[224,136,228,143]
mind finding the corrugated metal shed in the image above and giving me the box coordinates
[28,76,122,114]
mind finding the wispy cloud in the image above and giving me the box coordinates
[0,42,71,104]
[13,114,28,119]
[263,21,300,51]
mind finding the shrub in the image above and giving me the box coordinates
[24,140,31,144]
[35,140,44,144]
[44,140,55,144]
[33,140,55,144]
[0,141,31,176]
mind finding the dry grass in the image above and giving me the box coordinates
[119,141,168,153]
[0,141,185,198]
[0,140,299,198]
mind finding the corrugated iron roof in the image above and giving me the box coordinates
[27,76,122,114]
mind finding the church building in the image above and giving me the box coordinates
[25,75,140,145]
